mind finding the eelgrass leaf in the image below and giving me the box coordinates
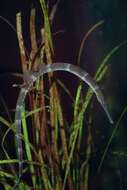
[0,159,18,164]
[63,41,127,189]
[21,106,36,187]
[57,79,73,100]
[63,124,79,190]
[0,16,16,33]
[0,116,12,128]
[77,20,104,65]
[80,40,127,122]
[73,84,82,118]
[97,106,127,172]
[95,40,127,80]
[39,0,53,52]
[0,170,14,179]
[1,128,13,163]
[0,94,12,123]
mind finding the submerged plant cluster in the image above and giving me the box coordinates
[0,0,127,190]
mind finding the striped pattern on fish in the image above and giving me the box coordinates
[14,62,113,188]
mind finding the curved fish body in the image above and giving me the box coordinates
[14,62,113,188]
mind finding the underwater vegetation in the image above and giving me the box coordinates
[0,0,127,189]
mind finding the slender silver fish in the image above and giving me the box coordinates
[14,62,113,188]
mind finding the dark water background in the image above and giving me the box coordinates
[0,0,127,189]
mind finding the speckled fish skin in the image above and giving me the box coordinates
[14,62,113,188]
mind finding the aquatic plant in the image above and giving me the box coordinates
[0,0,127,189]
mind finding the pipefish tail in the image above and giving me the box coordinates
[14,62,113,188]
